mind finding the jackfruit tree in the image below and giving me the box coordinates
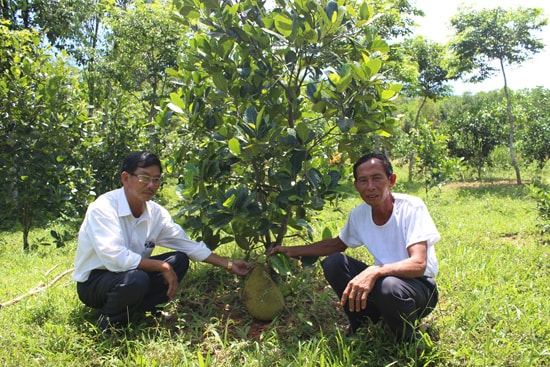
[164,0,405,256]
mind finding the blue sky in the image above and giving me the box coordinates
[413,0,550,94]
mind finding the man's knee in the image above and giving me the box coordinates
[115,270,151,300]
[154,251,189,281]
[171,252,190,280]
[321,253,347,279]
[377,276,403,297]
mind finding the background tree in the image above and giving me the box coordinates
[166,0,401,255]
[62,0,189,196]
[449,6,547,184]
[366,0,423,39]
[0,23,89,249]
[394,36,452,182]
[413,121,463,193]
[516,87,550,173]
[104,0,188,152]
[442,92,508,180]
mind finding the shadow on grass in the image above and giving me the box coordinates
[453,181,532,200]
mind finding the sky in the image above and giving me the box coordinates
[412,0,550,94]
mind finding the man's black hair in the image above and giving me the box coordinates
[353,153,393,180]
[119,152,162,175]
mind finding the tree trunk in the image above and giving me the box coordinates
[500,59,521,184]
[1,0,9,21]
[22,202,33,251]
[408,96,428,182]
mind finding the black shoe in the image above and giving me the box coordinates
[97,314,120,336]
[412,331,433,355]
[345,319,365,336]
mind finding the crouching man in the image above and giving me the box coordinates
[270,153,439,341]
[73,152,250,333]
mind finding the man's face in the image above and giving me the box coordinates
[353,158,396,207]
[122,165,162,203]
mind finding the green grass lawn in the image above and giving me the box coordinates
[1,179,549,366]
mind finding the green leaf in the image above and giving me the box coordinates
[223,193,236,208]
[365,58,382,76]
[212,72,228,91]
[336,72,352,93]
[167,102,184,114]
[244,106,258,124]
[300,256,318,267]
[359,3,373,21]
[235,235,250,250]
[312,101,326,113]
[306,168,323,190]
[303,28,318,44]
[329,73,340,86]
[306,83,317,100]
[381,89,397,100]
[389,83,403,93]
[170,92,186,108]
[370,40,390,53]
[210,213,233,228]
[228,137,241,155]
[325,1,338,22]
[177,6,200,20]
[322,226,333,240]
[268,253,292,276]
[217,39,234,59]
[351,63,367,81]
[295,123,311,143]
[274,14,293,37]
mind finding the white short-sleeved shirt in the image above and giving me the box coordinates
[72,188,212,282]
[339,193,440,278]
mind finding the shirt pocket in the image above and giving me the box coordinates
[142,241,156,258]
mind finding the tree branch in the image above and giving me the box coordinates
[0,268,74,308]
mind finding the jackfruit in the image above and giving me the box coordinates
[243,264,285,321]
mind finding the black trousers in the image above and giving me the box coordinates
[322,253,438,340]
[77,251,189,326]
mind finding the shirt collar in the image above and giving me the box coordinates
[116,187,152,221]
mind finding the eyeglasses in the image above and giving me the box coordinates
[129,173,162,185]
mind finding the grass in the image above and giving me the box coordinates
[1,170,549,366]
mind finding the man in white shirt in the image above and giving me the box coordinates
[270,153,439,341]
[73,152,250,333]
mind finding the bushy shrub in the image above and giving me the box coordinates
[528,184,550,239]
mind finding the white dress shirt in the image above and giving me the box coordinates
[73,188,212,282]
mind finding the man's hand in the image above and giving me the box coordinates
[139,258,180,299]
[159,262,179,299]
[229,259,251,276]
[341,266,380,312]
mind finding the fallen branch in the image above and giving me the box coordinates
[0,268,74,308]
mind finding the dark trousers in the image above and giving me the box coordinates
[77,251,189,326]
[322,253,438,340]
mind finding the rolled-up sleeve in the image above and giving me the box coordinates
[150,204,212,262]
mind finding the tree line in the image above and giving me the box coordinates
[1,0,548,250]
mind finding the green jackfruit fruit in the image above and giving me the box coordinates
[243,264,284,321]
